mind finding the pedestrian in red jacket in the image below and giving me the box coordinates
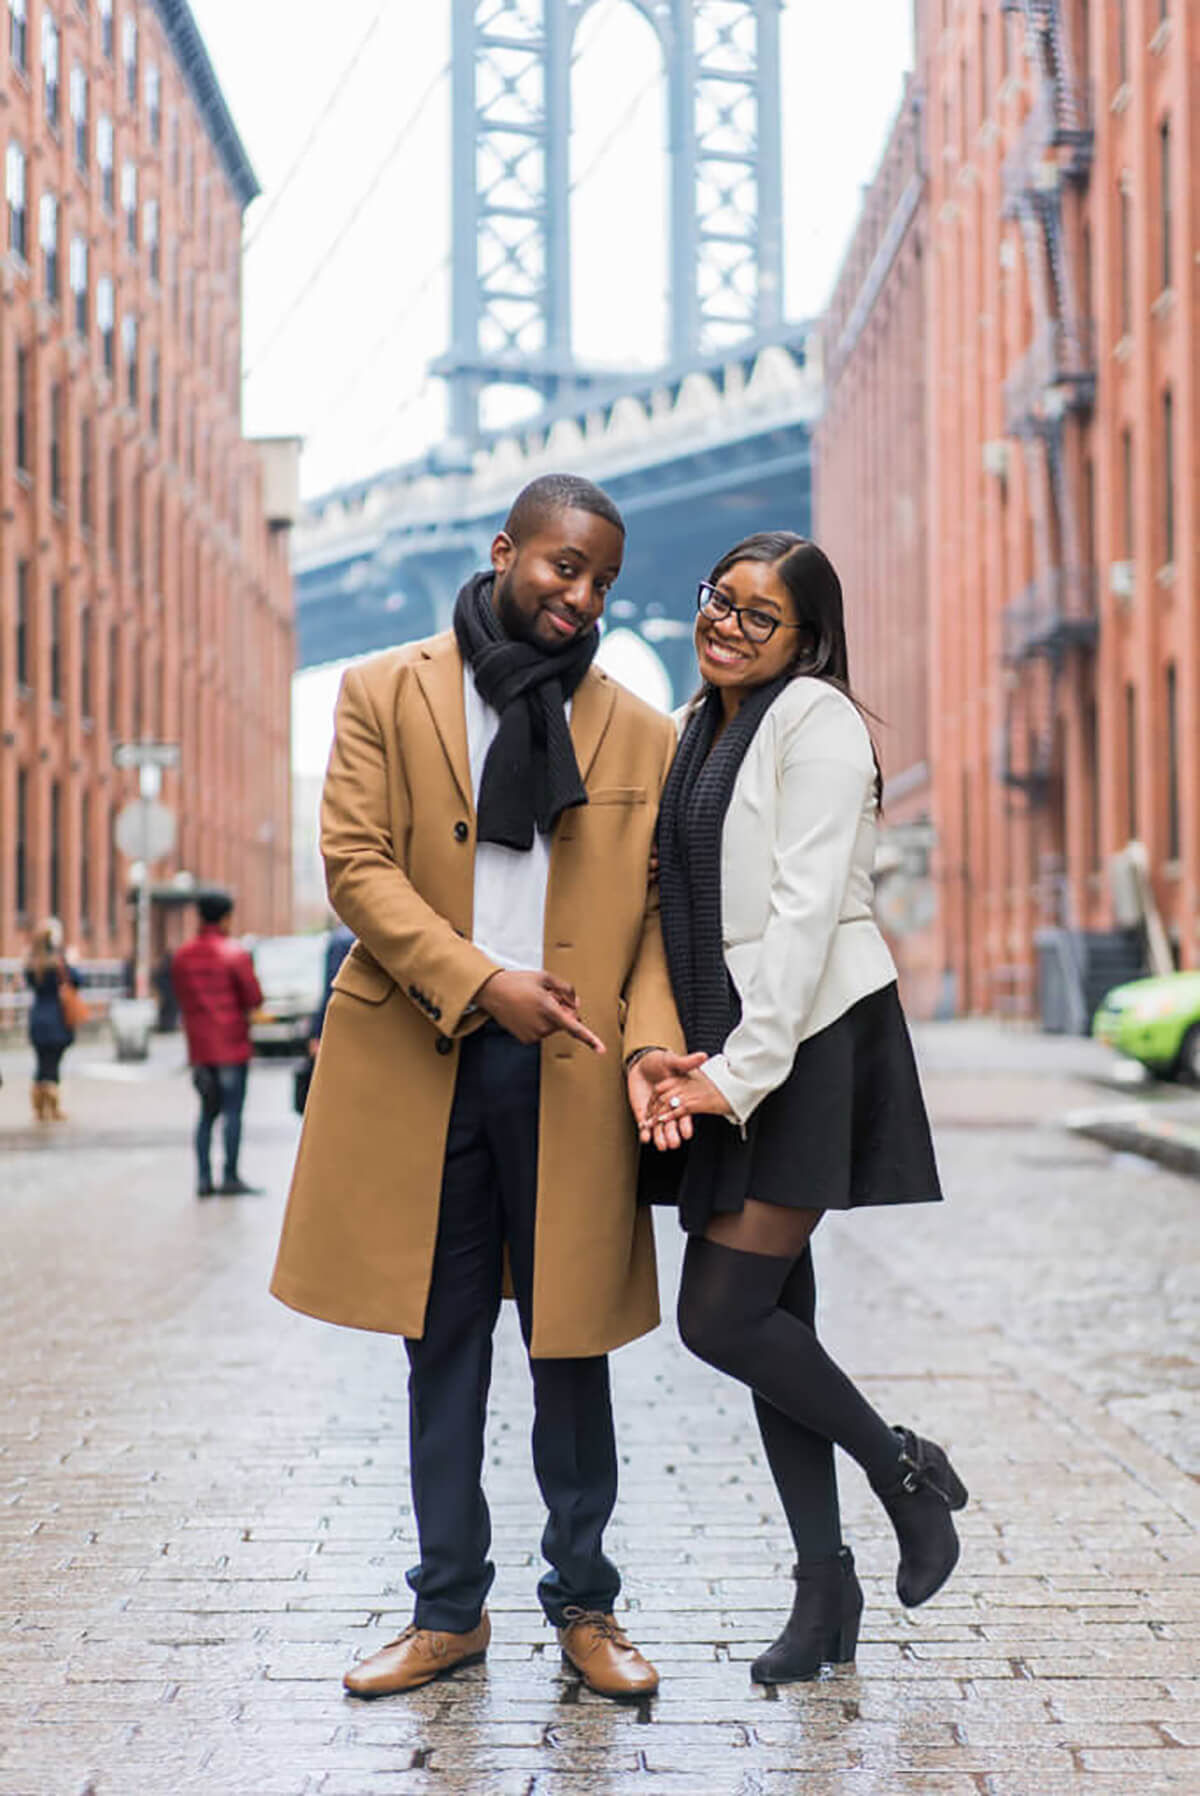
[172,892,264,1198]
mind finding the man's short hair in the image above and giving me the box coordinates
[197,891,234,926]
[503,474,625,544]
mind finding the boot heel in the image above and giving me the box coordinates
[831,1621,859,1664]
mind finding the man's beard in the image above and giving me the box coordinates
[494,569,575,654]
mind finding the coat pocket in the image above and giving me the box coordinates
[587,787,647,806]
[331,950,395,1005]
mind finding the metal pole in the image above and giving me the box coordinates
[755,0,785,332]
[136,763,160,1002]
[667,0,698,360]
[545,0,573,406]
[449,0,481,443]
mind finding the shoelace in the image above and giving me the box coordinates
[562,1607,635,1651]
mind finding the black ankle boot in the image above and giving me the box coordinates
[750,1547,863,1685]
[875,1427,968,1608]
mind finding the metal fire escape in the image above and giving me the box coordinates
[436,0,784,446]
[999,0,1096,804]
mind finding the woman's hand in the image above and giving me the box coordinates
[627,1049,706,1150]
[645,1065,734,1129]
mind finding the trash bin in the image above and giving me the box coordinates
[109,997,158,1062]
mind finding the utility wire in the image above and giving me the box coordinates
[245,5,389,254]
[571,65,663,194]
[244,61,451,381]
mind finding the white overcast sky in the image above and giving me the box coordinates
[188,0,914,502]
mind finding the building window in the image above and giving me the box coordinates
[107,446,118,562]
[16,558,29,686]
[7,142,27,260]
[149,346,160,435]
[15,766,28,916]
[49,779,61,916]
[121,12,136,105]
[97,273,114,374]
[169,110,180,184]
[1159,119,1171,292]
[169,238,179,324]
[1162,388,1175,564]
[107,622,118,729]
[1125,682,1138,839]
[978,6,990,121]
[79,413,92,529]
[1121,427,1134,558]
[1117,0,1128,82]
[9,0,26,76]
[42,10,60,129]
[99,0,112,60]
[1085,699,1100,871]
[49,381,63,503]
[49,582,62,702]
[1118,185,1132,334]
[69,232,87,334]
[145,63,160,144]
[97,113,113,210]
[121,160,137,248]
[80,788,91,927]
[145,197,159,283]
[69,65,86,170]
[40,191,59,303]
[1166,664,1180,861]
[122,313,137,408]
[15,344,29,472]
[171,374,180,462]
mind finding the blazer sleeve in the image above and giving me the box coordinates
[620,721,686,1060]
[702,691,874,1126]
[321,663,499,1032]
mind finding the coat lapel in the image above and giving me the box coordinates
[570,668,617,787]
[413,635,474,815]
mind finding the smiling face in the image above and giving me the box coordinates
[490,507,625,652]
[695,558,806,701]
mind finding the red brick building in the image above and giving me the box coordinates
[0,0,295,968]
[818,0,1198,1018]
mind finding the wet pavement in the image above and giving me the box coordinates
[0,1022,1197,1795]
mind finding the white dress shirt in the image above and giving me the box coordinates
[463,667,567,973]
[679,678,898,1126]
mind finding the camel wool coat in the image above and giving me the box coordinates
[270,631,685,1358]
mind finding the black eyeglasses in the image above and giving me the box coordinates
[696,580,803,646]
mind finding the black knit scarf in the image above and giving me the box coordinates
[656,675,793,1055]
[453,570,598,851]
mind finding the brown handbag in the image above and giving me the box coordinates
[59,971,90,1031]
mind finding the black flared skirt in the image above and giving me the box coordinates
[640,981,943,1234]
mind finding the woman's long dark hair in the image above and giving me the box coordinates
[707,532,884,807]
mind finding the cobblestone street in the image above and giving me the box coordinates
[1,1023,1198,1796]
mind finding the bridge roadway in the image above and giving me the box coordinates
[292,328,821,701]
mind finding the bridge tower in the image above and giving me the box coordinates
[437,0,784,445]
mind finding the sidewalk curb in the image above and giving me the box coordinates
[1064,1102,1200,1178]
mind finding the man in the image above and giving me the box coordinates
[272,473,693,1701]
[172,891,263,1198]
[306,920,355,1056]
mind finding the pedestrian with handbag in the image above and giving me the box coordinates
[171,892,265,1198]
[24,917,84,1121]
[642,532,967,1686]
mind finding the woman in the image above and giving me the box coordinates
[25,918,80,1122]
[643,533,966,1686]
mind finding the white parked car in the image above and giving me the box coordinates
[249,934,327,1054]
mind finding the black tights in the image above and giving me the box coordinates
[677,1236,902,1556]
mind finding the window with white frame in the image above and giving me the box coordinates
[9,0,27,75]
[6,142,27,260]
[99,0,112,59]
[121,159,136,247]
[70,64,87,169]
[122,313,137,408]
[145,196,159,283]
[42,11,60,129]
[69,232,87,334]
[97,273,114,373]
[40,191,59,302]
[97,114,113,209]
[121,12,136,105]
[145,64,160,144]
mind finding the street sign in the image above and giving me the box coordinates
[114,798,177,864]
[113,741,181,771]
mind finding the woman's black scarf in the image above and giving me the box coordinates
[453,570,598,851]
[656,675,793,1055]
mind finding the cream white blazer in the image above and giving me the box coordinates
[676,677,898,1126]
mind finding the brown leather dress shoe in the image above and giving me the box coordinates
[343,1612,490,1697]
[557,1608,659,1699]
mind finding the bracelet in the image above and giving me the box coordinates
[624,1044,666,1071]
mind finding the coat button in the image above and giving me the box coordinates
[435,1035,454,1056]
[454,821,469,843]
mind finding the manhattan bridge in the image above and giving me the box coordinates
[294,0,821,702]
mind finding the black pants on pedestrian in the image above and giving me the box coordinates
[34,1044,66,1084]
[194,1062,248,1188]
[405,1021,620,1635]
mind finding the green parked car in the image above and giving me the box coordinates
[1092,972,1200,1082]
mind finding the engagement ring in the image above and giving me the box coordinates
[669,1096,681,1110]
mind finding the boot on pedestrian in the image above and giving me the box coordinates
[44,1081,67,1121]
[31,1081,48,1121]
[873,1426,968,1607]
[750,1547,863,1685]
